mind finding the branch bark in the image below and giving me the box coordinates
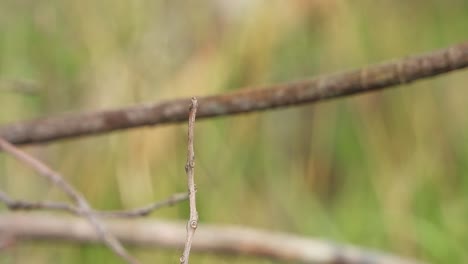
[0,190,188,218]
[1,42,467,145]
[0,214,425,264]
[180,97,199,264]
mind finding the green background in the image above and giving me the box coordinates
[1,0,468,263]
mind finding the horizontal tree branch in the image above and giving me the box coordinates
[0,190,188,218]
[0,213,425,264]
[99,192,188,218]
[1,41,467,145]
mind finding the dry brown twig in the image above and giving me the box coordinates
[100,192,188,218]
[0,214,426,264]
[180,97,199,264]
[0,190,188,218]
[0,42,467,145]
[0,190,76,212]
[0,137,139,264]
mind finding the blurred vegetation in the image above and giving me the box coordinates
[1,0,468,263]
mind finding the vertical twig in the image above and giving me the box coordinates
[180,97,199,264]
[0,137,139,264]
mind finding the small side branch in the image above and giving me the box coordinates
[180,98,199,264]
[0,137,138,264]
[0,191,75,212]
[0,190,188,218]
[100,192,188,218]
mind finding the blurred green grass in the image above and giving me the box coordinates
[1,0,468,263]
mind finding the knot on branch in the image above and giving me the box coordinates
[190,220,198,229]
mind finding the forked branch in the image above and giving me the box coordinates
[0,137,139,264]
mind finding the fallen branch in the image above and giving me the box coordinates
[1,42,467,145]
[0,138,138,264]
[0,190,188,218]
[0,214,425,264]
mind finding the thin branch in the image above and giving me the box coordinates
[1,42,467,145]
[0,190,76,212]
[0,190,188,218]
[0,214,426,264]
[99,192,188,218]
[180,97,199,264]
[0,137,139,264]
